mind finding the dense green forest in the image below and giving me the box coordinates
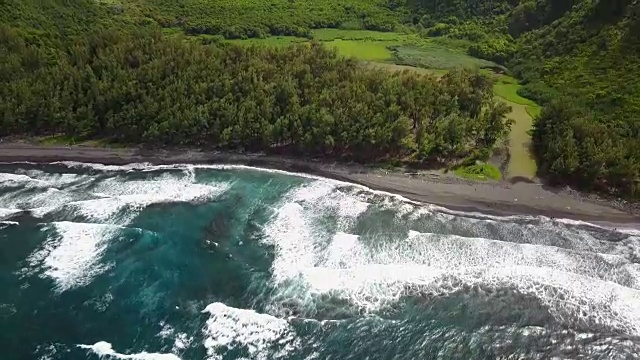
[1,0,639,196]
[0,26,510,163]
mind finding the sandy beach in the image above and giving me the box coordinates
[0,142,638,226]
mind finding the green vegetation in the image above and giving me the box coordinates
[0,22,511,165]
[390,42,498,70]
[226,36,308,47]
[325,39,393,61]
[37,135,78,146]
[503,100,537,180]
[312,28,408,42]
[493,76,537,107]
[399,0,639,197]
[125,0,403,37]
[454,163,502,181]
[513,1,640,196]
[366,63,446,77]
[1,0,638,196]
[493,75,541,181]
[225,29,501,74]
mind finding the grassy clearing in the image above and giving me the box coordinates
[493,75,540,107]
[37,135,76,145]
[312,29,408,61]
[492,74,541,180]
[325,39,393,61]
[454,163,502,181]
[222,29,406,61]
[312,28,410,41]
[501,99,537,180]
[525,105,541,118]
[219,29,500,72]
[391,43,498,70]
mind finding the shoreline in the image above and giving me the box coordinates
[0,142,638,227]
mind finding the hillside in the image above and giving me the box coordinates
[513,0,640,196]
[0,0,638,197]
[0,1,511,167]
[400,0,639,196]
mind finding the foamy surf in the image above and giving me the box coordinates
[2,162,640,360]
[78,341,181,360]
[70,176,230,222]
[260,183,640,336]
[0,207,20,218]
[24,222,118,292]
[0,166,230,221]
[202,302,299,360]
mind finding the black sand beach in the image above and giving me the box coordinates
[0,142,638,226]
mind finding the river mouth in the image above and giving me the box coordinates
[1,163,639,359]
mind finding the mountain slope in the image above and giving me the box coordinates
[511,0,640,196]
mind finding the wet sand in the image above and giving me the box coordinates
[0,142,638,226]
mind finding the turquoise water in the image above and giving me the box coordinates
[1,163,640,360]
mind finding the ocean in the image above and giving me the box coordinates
[1,162,639,360]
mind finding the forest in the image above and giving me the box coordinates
[0,0,639,196]
[0,26,510,164]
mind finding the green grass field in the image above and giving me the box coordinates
[391,43,498,70]
[324,39,393,61]
[454,163,502,181]
[525,105,542,118]
[222,29,501,71]
[493,75,542,116]
[492,74,541,180]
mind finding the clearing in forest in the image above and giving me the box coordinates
[493,75,541,180]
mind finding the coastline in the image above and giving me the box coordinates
[0,142,638,227]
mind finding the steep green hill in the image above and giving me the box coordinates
[403,0,640,196]
[511,0,640,196]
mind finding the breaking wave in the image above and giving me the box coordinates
[1,162,639,360]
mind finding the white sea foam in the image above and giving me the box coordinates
[1,166,230,221]
[172,333,192,352]
[0,207,20,218]
[0,187,75,216]
[157,322,175,339]
[25,222,118,292]
[78,341,181,360]
[0,170,89,189]
[26,161,637,233]
[49,161,423,206]
[0,172,46,185]
[202,302,299,360]
[261,184,640,336]
[262,181,370,283]
[7,161,639,234]
[70,175,230,223]
[156,323,192,353]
